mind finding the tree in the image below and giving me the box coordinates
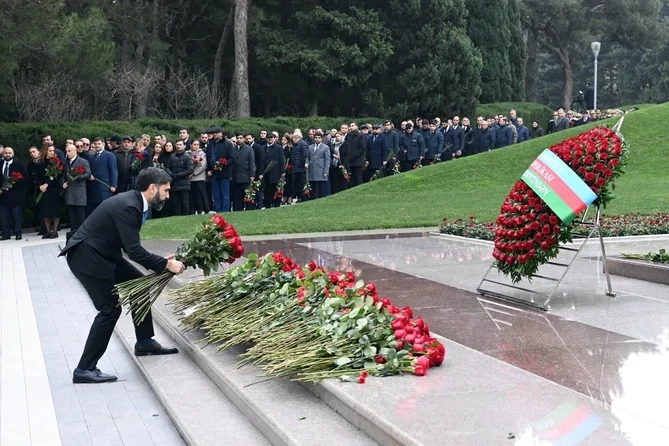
[375,0,482,119]
[521,0,662,109]
[253,3,391,116]
[233,0,251,117]
[466,0,525,103]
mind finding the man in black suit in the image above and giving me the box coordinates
[59,168,185,384]
[0,147,27,240]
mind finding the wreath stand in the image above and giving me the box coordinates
[476,116,625,311]
[476,204,615,311]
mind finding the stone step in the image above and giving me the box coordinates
[114,311,270,446]
[149,295,378,446]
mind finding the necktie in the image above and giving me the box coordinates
[142,210,149,226]
[3,162,8,177]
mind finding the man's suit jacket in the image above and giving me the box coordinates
[232,144,256,184]
[206,138,235,179]
[90,150,118,203]
[59,190,167,278]
[64,156,91,207]
[0,159,28,208]
[306,143,331,182]
[264,143,285,184]
[553,117,570,132]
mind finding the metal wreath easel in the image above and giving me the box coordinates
[476,116,625,311]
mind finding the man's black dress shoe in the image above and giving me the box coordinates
[73,368,118,384]
[135,339,179,356]
[15,235,22,240]
[0,236,10,241]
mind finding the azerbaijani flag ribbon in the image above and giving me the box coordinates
[522,149,597,224]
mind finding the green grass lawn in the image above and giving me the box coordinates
[143,103,667,239]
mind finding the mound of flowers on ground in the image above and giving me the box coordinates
[169,252,445,382]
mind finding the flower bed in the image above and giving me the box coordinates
[169,252,445,383]
[441,213,669,240]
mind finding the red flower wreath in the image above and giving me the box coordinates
[493,126,629,283]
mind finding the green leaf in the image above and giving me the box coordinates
[349,307,360,318]
[363,346,377,357]
[247,253,258,260]
[334,357,352,366]
[357,318,368,328]
[355,279,364,288]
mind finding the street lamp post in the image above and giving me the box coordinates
[591,42,601,111]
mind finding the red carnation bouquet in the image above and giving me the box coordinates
[274,176,286,200]
[493,126,628,283]
[115,215,244,324]
[1,171,23,192]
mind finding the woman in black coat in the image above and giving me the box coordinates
[35,145,64,238]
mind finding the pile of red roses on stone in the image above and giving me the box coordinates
[170,250,446,383]
[493,126,628,283]
[115,214,244,324]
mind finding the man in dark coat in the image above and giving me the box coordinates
[0,147,27,240]
[62,143,91,238]
[530,121,546,139]
[245,133,266,210]
[495,118,514,149]
[89,137,118,214]
[59,168,183,384]
[345,122,367,187]
[423,121,444,165]
[290,133,309,202]
[115,136,137,193]
[263,133,285,208]
[232,132,256,211]
[474,121,495,153]
[366,125,389,179]
[400,124,425,171]
[205,127,235,212]
[553,109,570,132]
[166,140,195,216]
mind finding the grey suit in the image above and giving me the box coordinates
[64,156,91,206]
[307,143,331,182]
[232,144,256,184]
[553,117,570,132]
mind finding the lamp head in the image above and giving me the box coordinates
[591,41,601,58]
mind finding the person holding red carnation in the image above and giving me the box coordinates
[0,147,28,240]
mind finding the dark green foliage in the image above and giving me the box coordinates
[466,0,525,103]
[373,0,483,120]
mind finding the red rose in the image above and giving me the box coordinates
[375,355,386,364]
[539,214,549,223]
[519,255,528,264]
[234,244,244,256]
[541,225,551,235]
[528,249,536,258]
[584,155,594,165]
[229,236,241,247]
[223,225,237,238]
[357,371,367,384]
[416,356,430,369]
[534,234,543,243]
[540,242,550,251]
[553,225,561,234]
[506,256,515,265]
[211,214,227,229]
[594,163,605,173]
[604,168,613,177]
[307,260,318,271]
[585,172,596,182]
[609,159,620,167]
[595,177,606,187]
[549,215,559,225]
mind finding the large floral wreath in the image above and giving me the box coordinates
[493,126,629,283]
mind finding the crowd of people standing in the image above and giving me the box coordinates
[0,106,619,240]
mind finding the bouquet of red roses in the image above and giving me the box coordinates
[115,215,244,324]
[60,165,87,196]
[212,158,228,171]
[339,164,351,182]
[1,171,23,192]
[131,153,145,171]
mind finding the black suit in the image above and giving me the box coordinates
[59,190,167,371]
[0,159,27,237]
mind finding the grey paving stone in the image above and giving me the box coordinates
[21,244,185,446]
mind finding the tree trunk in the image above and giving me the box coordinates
[525,29,538,102]
[233,0,250,117]
[308,97,318,116]
[214,6,235,96]
[561,50,573,110]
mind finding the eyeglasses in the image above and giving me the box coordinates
[75,145,83,148]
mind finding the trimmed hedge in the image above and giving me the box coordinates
[0,117,380,158]
[476,102,555,129]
